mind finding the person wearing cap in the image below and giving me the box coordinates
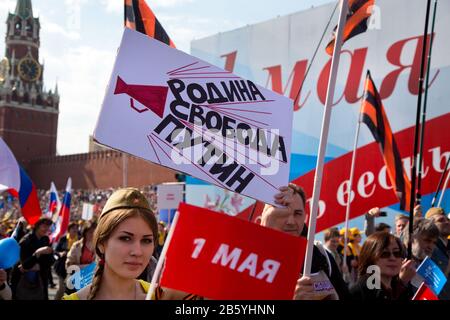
[337,228,349,255]
[260,183,349,300]
[425,207,450,300]
[63,188,158,300]
[63,188,201,300]
[342,227,362,285]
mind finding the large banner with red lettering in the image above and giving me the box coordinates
[189,0,450,228]
[160,203,307,300]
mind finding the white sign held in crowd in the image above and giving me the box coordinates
[82,202,94,221]
[94,28,293,206]
[157,183,184,210]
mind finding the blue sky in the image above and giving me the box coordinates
[0,0,334,155]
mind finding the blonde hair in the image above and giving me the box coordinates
[87,208,158,300]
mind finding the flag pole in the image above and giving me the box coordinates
[248,201,258,222]
[342,86,365,271]
[408,0,432,259]
[417,0,438,205]
[431,156,450,207]
[303,0,349,276]
[437,169,450,208]
[146,210,180,300]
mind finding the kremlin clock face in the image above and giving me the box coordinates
[18,57,41,82]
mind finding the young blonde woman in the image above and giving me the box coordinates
[63,188,159,300]
[63,188,200,300]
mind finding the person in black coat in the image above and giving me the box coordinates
[260,183,350,300]
[349,232,415,301]
[11,218,54,300]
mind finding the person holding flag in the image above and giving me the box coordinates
[349,232,416,301]
[10,217,54,300]
[426,207,450,299]
[401,218,439,294]
[259,183,350,300]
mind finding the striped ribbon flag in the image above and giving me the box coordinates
[360,70,411,211]
[124,0,175,48]
[326,0,375,55]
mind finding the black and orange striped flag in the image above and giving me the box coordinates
[360,71,411,211]
[326,0,374,55]
[124,0,175,48]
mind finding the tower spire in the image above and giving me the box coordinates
[15,0,33,20]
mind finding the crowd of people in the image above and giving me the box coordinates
[0,183,449,300]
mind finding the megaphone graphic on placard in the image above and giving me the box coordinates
[114,76,169,118]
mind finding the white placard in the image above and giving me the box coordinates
[94,28,293,206]
[82,203,94,221]
[157,183,184,210]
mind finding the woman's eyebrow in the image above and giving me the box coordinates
[119,231,134,236]
[142,234,153,238]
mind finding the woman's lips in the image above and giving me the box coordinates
[124,262,143,270]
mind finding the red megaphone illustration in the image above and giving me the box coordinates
[114,76,169,118]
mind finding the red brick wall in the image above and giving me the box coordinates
[28,150,177,190]
[0,106,57,164]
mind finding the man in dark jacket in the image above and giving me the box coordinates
[11,218,54,300]
[260,183,349,300]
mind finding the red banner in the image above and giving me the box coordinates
[413,282,439,300]
[160,203,307,300]
[237,113,450,232]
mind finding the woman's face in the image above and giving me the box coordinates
[102,216,154,279]
[376,238,403,278]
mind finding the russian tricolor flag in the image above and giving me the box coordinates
[0,138,42,225]
[50,177,72,243]
[46,182,61,219]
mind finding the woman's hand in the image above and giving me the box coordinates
[399,259,416,285]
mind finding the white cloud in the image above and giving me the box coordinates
[39,16,81,40]
[151,0,194,8]
[99,0,122,14]
[160,15,242,53]
[0,0,15,14]
[99,0,195,14]
[40,45,116,155]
